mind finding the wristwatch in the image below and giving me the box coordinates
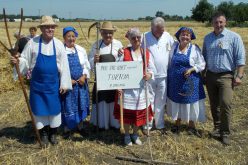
[236,74,243,80]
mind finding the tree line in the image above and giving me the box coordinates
[1,1,247,25]
[192,0,248,23]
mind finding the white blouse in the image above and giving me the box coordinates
[169,41,206,73]
[15,36,72,90]
[65,44,91,79]
[88,39,123,72]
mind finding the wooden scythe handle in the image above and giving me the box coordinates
[119,92,124,134]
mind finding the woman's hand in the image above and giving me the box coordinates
[77,75,86,86]
[117,89,123,96]
[184,68,195,78]
[71,79,77,86]
[118,48,124,57]
[94,54,100,63]
[143,72,152,81]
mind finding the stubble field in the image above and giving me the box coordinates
[0,21,248,165]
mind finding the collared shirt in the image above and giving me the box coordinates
[202,28,246,73]
[143,31,174,78]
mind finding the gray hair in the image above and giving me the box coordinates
[151,17,165,28]
[126,27,141,39]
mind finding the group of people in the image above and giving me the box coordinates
[10,11,245,148]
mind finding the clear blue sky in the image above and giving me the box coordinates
[1,0,247,20]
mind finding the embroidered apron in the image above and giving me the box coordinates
[61,48,90,129]
[30,38,61,116]
[92,40,116,104]
[167,43,205,104]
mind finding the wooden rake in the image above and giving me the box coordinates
[0,8,42,148]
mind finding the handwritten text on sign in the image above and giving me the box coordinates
[96,61,143,90]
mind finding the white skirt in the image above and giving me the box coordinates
[90,101,120,130]
[167,98,205,122]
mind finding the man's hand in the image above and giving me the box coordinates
[60,88,67,94]
[10,54,19,65]
[233,76,242,86]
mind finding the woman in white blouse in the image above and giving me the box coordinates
[61,26,91,138]
[167,27,206,137]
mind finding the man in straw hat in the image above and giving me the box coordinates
[142,17,175,134]
[89,21,123,131]
[11,15,72,147]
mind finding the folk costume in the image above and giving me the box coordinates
[89,38,123,130]
[114,47,153,126]
[143,30,174,129]
[61,44,90,131]
[167,41,206,122]
[16,35,72,128]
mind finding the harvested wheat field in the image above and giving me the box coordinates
[0,21,248,165]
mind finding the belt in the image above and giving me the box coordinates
[207,70,234,76]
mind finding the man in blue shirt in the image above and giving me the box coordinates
[202,12,246,145]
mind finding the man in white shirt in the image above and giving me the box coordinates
[143,17,174,132]
[11,16,72,147]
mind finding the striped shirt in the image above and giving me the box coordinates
[202,28,246,73]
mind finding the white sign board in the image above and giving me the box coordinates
[96,61,143,90]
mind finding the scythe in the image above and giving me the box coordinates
[88,22,101,132]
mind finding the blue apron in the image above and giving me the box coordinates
[61,47,90,129]
[167,43,205,104]
[30,37,61,116]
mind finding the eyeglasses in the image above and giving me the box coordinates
[131,36,141,40]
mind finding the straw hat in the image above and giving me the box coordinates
[38,16,57,27]
[100,21,116,31]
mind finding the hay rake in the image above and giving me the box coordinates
[0,8,42,148]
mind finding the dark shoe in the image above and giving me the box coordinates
[221,135,230,146]
[209,128,220,138]
[78,129,89,137]
[158,128,168,135]
[63,131,73,139]
[39,127,49,148]
[188,127,201,138]
[171,125,180,134]
[49,128,58,145]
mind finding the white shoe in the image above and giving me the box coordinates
[124,135,132,146]
[131,134,142,145]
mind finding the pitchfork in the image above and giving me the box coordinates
[0,8,42,148]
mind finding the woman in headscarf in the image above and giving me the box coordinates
[61,26,90,137]
[114,28,154,146]
[167,27,206,137]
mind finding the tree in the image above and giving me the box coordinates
[216,1,234,20]
[233,2,248,23]
[52,14,58,19]
[155,11,164,17]
[191,0,214,23]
